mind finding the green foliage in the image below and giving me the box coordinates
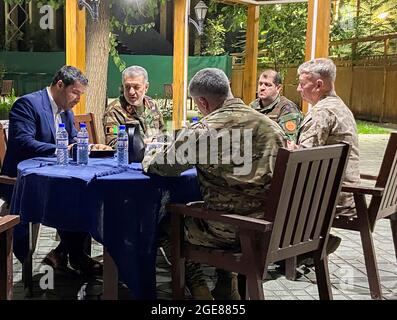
[357,120,392,134]
[202,15,226,56]
[205,2,307,69]
[258,4,307,70]
[107,0,158,71]
[331,0,397,58]
[0,89,17,120]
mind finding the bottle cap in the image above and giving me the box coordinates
[58,123,65,128]
[80,123,86,128]
[119,125,126,130]
[192,117,199,123]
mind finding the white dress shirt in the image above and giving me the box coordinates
[46,87,63,133]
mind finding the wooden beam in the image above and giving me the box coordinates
[303,0,331,113]
[66,1,86,115]
[242,5,259,104]
[160,1,167,39]
[172,0,188,130]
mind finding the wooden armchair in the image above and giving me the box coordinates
[0,215,20,300]
[0,80,14,101]
[0,122,16,194]
[167,144,350,300]
[73,112,99,144]
[331,132,397,299]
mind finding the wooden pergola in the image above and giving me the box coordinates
[65,0,331,126]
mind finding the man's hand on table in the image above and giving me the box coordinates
[90,144,113,151]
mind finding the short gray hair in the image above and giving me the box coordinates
[122,65,148,84]
[189,68,230,100]
[298,58,336,82]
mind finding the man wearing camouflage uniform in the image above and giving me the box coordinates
[291,58,360,257]
[143,68,286,299]
[250,69,303,142]
[296,58,360,216]
[103,65,165,147]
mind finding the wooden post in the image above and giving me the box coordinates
[172,0,188,130]
[303,0,331,113]
[66,1,86,115]
[242,5,259,105]
[160,1,167,39]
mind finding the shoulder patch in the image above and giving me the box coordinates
[285,120,297,132]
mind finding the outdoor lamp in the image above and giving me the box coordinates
[189,1,208,36]
[78,0,100,22]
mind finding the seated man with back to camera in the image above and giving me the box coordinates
[290,58,361,256]
[143,68,286,300]
[249,69,303,142]
[0,65,107,275]
[103,65,165,147]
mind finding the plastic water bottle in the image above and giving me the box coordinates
[191,117,199,124]
[56,123,69,166]
[77,123,89,165]
[117,125,128,166]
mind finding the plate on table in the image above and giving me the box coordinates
[89,150,115,158]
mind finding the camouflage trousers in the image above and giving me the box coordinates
[159,215,240,290]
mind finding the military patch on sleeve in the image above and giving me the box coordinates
[284,120,297,132]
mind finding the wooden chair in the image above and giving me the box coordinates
[331,132,397,299]
[0,215,20,300]
[0,80,14,101]
[167,143,351,300]
[73,112,99,144]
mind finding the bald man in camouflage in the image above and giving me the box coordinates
[143,68,286,300]
[250,70,303,142]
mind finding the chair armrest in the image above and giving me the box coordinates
[342,184,384,196]
[166,203,273,233]
[0,215,20,233]
[360,174,378,181]
[0,175,16,185]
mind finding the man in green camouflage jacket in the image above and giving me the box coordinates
[143,68,286,300]
[103,66,165,147]
[250,69,303,142]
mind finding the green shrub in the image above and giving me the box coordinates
[0,89,17,120]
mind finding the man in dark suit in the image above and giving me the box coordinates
[1,65,102,275]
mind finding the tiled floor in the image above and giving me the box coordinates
[10,134,397,300]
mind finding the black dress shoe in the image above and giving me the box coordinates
[42,249,68,270]
[69,254,103,276]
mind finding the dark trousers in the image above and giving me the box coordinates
[56,230,90,257]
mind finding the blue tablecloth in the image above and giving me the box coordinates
[10,157,201,299]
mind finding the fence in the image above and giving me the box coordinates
[231,55,397,123]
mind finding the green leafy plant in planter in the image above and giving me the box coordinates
[0,89,17,120]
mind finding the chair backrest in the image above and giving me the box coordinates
[73,113,98,144]
[0,80,13,96]
[0,122,8,169]
[264,144,350,263]
[371,132,397,222]
[163,84,173,98]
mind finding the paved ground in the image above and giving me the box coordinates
[10,134,397,300]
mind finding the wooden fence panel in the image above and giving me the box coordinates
[350,66,385,121]
[384,66,397,123]
[334,66,353,109]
